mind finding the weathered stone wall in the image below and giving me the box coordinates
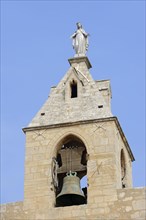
[1,118,142,220]
[23,119,128,210]
[116,188,146,219]
[1,188,145,219]
[95,79,112,109]
[0,202,26,220]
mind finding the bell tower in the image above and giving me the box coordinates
[1,22,145,220]
[21,23,137,219]
[23,55,134,211]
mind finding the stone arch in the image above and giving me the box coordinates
[70,79,78,98]
[50,129,90,207]
[50,129,91,157]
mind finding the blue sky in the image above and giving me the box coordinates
[1,1,145,204]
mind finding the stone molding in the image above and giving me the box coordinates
[68,56,92,69]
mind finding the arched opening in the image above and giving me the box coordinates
[121,149,126,188]
[52,135,88,207]
[70,80,77,98]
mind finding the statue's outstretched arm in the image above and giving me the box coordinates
[70,32,77,38]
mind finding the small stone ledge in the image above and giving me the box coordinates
[68,56,92,69]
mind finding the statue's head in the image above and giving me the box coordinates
[76,22,82,29]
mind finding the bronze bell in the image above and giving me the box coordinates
[56,171,86,207]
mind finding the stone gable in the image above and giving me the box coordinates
[28,57,112,128]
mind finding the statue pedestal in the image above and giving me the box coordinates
[68,56,92,69]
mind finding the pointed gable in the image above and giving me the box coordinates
[28,57,112,127]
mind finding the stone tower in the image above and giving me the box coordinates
[1,24,145,220]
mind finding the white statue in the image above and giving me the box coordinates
[71,22,89,57]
